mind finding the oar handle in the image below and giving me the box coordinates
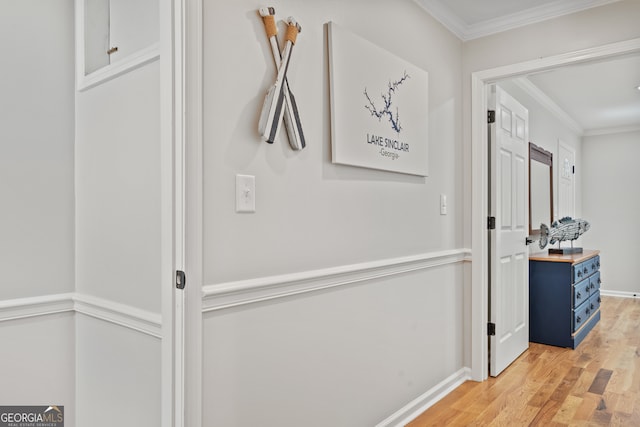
[285,17,301,45]
[259,7,277,39]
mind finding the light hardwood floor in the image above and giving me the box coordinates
[408,296,640,426]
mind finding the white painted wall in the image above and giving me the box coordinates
[582,130,640,295]
[75,62,161,313]
[75,22,161,427]
[76,315,160,427]
[203,0,463,285]
[203,266,465,426]
[0,0,75,300]
[0,313,75,426]
[202,0,465,424]
[461,0,640,248]
[0,3,75,425]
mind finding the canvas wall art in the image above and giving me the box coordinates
[327,22,429,176]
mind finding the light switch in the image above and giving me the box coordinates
[236,174,255,213]
[440,194,447,215]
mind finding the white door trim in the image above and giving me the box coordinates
[160,0,180,424]
[160,0,204,425]
[470,37,640,381]
[183,0,204,424]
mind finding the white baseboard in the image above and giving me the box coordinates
[375,367,471,427]
[0,292,161,338]
[600,289,640,299]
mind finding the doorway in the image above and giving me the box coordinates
[469,37,640,381]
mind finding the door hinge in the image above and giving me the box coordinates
[176,270,186,290]
[488,110,496,124]
[488,216,496,230]
[488,322,496,336]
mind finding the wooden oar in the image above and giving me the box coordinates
[258,16,300,145]
[258,8,306,150]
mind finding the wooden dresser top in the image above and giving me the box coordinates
[529,249,600,264]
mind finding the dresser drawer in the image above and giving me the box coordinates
[589,290,601,313]
[573,300,592,332]
[574,261,591,283]
[589,271,601,293]
[589,256,601,275]
[573,278,591,308]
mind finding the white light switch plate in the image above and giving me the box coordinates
[236,174,255,213]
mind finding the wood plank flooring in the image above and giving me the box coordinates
[408,296,640,426]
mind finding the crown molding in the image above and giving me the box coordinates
[415,0,622,41]
[412,0,469,40]
[511,77,584,135]
[583,124,640,137]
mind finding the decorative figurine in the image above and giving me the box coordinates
[539,217,590,254]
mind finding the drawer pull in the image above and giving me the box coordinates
[577,292,582,300]
[577,271,583,278]
[590,303,595,310]
[597,261,601,268]
[598,278,602,284]
[598,297,601,303]
[586,308,591,316]
[577,316,582,324]
[583,267,589,275]
[592,264,597,270]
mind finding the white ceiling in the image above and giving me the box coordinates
[416,0,640,135]
[526,55,640,134]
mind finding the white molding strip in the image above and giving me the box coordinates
[412,0,468,41]
[77,44,160,91]
[375,367,471,427]
[511,77,584,135]
[202,249,470,312]
[600,289,640,299]
[0,293,75,322]
[0,293,161,338]
[583,124,640,137]
[463,0,622,41]
[74,294,162,338]
[415,0,621,41]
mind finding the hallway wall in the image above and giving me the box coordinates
[201,0,467,425]
[74,15,162,427]
[0,2,75,425]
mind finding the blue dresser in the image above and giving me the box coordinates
[529,250,601,349]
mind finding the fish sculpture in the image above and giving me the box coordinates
[539,217,590,250]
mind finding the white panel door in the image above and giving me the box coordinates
[558,140,575,219]
[489,85,529,377]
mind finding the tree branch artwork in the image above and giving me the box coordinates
[364,71,410,134]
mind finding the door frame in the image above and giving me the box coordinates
[470,37,640,381]
[160,0,204,425]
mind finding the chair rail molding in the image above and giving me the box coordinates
[0,292,161,338]
[202,248,471,312]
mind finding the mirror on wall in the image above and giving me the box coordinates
[529,143,553,235]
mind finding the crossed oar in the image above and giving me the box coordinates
[258,7,306,151]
